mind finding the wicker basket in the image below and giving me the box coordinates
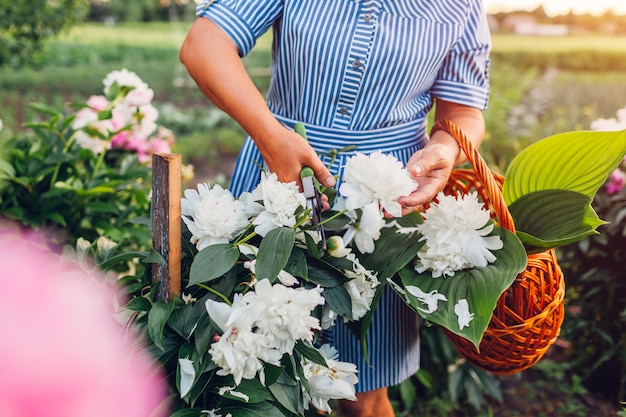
[431,119,565,375]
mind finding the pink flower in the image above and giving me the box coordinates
[605,168,626,195]
[86,95,110,112]
[0,221,168,417]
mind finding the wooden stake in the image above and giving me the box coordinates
[151,153,182,302]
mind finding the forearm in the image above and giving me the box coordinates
[432,98,486,166]
[179,18,283,145]
[179,18,335,188]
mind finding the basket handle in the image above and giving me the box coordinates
[430,119,517,234]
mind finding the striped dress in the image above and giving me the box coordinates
[197,0,491,392]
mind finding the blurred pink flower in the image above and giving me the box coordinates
[86,95,110,112]
[605,168,626,195]
[0,221,168,417]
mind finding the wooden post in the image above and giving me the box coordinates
[151,153,182,302]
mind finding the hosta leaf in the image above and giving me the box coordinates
[255,227,295,282]
[358,212,425,279]
[397,228,527,349]
[188,244,239,287]
[503,130,626,205]
[508,189,606,250]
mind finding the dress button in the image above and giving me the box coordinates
[338,106,349,115]
[352,59,362,70]
[363,13,372,22]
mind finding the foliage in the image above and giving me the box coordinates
[557,145,626,403]
[0,0,90,68]
[0,69,177,255]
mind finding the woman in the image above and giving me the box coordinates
[180,1,491,415]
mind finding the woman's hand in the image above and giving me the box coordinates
[397,132,459,215]
[256,125,336,191]
[396,99,486,216]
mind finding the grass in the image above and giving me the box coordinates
[492,34,626,53]
[2,22,626,172]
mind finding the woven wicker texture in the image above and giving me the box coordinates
[431,120,565,375]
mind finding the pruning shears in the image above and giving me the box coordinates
[295,123,327,250]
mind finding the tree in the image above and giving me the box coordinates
[0,0,89,68]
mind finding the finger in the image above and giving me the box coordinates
[312,162,336,188]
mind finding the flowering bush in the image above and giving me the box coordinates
[0,69,181,253]
[117,122,626,416]
[556,107,626,402]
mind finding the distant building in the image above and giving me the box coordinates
[500,14,569,36]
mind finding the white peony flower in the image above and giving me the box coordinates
[243,279,324,354]
[406,286,448,314]
[302,344,358,413]
[339,151,417,217]
[342,202,385,254]
[181,183,249,250]
[205,296,280,385]
[415,192,504,277]
[321,305,339,330]
[103,68,150,96]
[454,299,474,330]
[343,254,379,321]
[240,173,306,236]
[178,358,196,398]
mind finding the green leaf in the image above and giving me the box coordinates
[307,257,348,287]
[169,409,206,417]
[255,227,295,282]
[322,284,353,319]
[503,130,626,205]
[397,228,527,349]
[284,247,308,279]
[0,158,15,180]
[222,401,286,417]
[188,244,239,287]
[44,152,76,165]
[267,375,301,415]
[28,102,60,116]
[358,212,425,279]
[45,211,66,226]
[294,340,328,367]
[508,189,606,250]
[98,250,149,270]
[148,300,176,351]
[125,296,152,312]
[169,300,206,340]
[226,378,273,403]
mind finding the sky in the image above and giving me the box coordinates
[484,0,626,16]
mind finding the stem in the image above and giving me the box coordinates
[49,131,78,188]
[318,209,349,227]
[90,148,107,182]
[197,283,231,305]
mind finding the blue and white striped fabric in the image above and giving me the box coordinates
[197,0,491,392]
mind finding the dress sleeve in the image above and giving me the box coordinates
[195,0,283,57]
[430,0,491,110]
